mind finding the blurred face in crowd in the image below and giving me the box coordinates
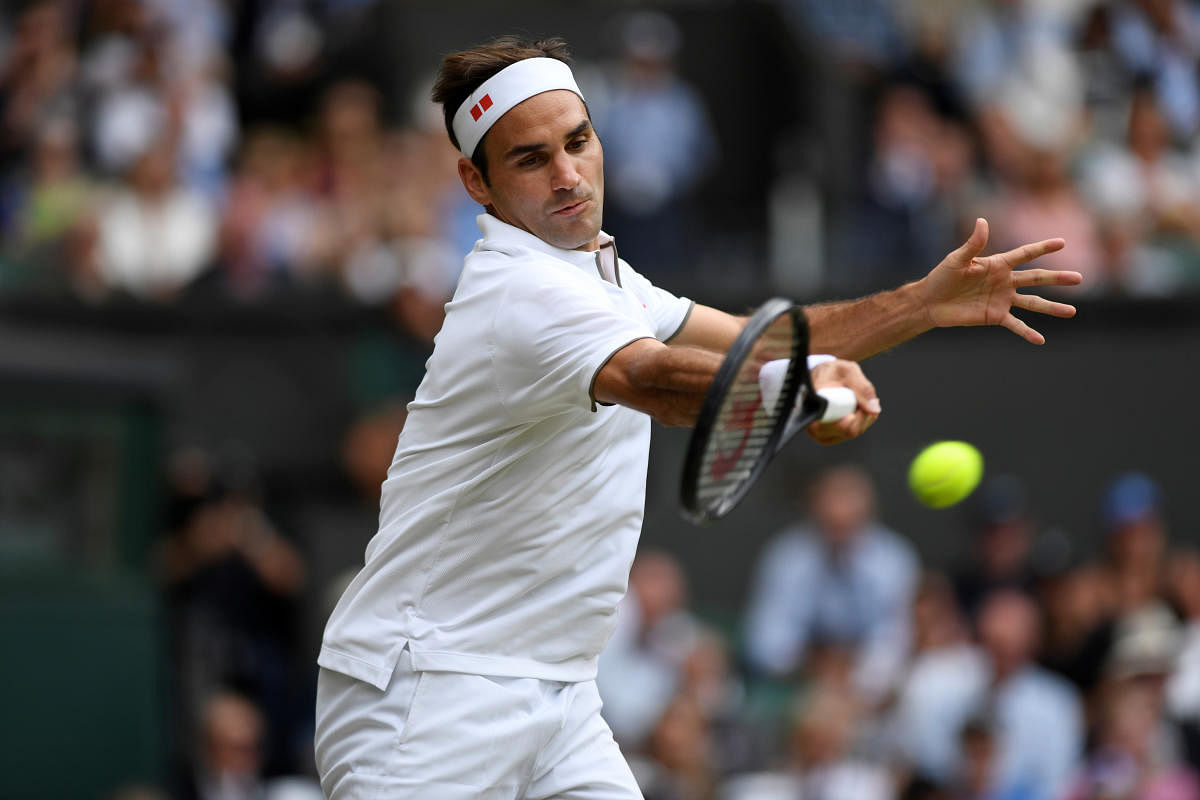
[1169,551,1200,619]
[1129,89,1170,161]
[977,590,1040,679]
[792,688,857,766]
[204,694,263,779]
[1102,682,1159,758]
[913,574,965,652]
[809,466,875,548]
[130,141,176,198]
[647,694,710,773]
[1108,514,1165,574]
[977,518,1031,578]
[629,551,686,629]
[459,90,605,252]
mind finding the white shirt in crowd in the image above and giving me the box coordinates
[97,186,216,297]
[319,213,693,690]
[743,522,919,701]
[892,644,1083,800]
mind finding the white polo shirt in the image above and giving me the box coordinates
[319,213,694,690]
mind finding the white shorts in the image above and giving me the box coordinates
[314,647,644,799]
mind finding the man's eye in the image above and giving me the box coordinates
[518,155,541,167]
[567,138,587,151]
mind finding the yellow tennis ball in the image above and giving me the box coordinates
[908,441,984,508]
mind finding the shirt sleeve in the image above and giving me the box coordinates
[489,260,656,419]
[617,261,694,342]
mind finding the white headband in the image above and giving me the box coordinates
[451,57,585,158]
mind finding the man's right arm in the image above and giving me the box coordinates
[592,338,880,440]
[592,338,723,427]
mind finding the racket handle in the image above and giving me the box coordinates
[817,386,857,422]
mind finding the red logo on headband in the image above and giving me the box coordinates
[469,94,494,122]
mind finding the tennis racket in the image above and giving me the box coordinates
[680,298,858,523]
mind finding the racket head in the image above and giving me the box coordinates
[681,299,810,523]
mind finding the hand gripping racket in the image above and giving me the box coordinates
[680,299,858,523]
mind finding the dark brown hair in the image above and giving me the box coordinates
[431,36,573,184]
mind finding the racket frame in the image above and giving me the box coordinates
[680,298,809,523]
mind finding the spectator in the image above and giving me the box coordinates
[0,0,79,170]
[632,692,719,800]
[158,448,307,776]
[953,476,1039,621]
[589,11,717,277]
[185,691,268,800]
[950,0,1070,114]
[598,549,702,749]
[1079,85,1200,295]
[1104,472,1168,616]
[953,718,1034,800]
[892,589,1084,800]
[834,82,977,293]
[1,115,94,279]
[787,684,895,800]
[1040,562,1119,692]
[911,572,971,660]
[722,683,895,800]
[378,120,463,339]
[1109,0,1200,141]
[88,136,217,299]
[1168,551,1200,725]
[305,80,396,301]
[980,39,1104,287]
[1041,473,1173,696]
[182,691,322,800]
[218,126,322,296]
[1063,679,1199,800]
[89,18,238,200]
[743,464,918,704]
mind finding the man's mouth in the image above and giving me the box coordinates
[552,198,590,216]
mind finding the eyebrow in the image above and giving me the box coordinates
[504,119,592,161]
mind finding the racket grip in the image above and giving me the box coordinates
[817,386,857,422]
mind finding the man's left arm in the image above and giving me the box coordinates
[807,218,1082,360]
[670,217,1082,362]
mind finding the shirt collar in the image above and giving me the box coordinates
[476,213,618,282]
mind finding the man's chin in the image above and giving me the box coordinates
[540,216,603,251]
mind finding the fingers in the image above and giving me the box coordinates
[950,217,990,263]
[1011,268,1084,288]
[807,409,878,445]
[807,358,881,444]
[1012,293,1077,318]
[811,360,881,414]
[1001,312,1045,345]
[998,238,1066,268]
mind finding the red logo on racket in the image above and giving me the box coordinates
[709,396,762,481]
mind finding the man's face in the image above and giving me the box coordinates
[459,89,604,251]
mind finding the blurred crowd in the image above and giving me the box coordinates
[601,466,1200,800]
[0,0,722,333]
[6,0,1200,311]
[0,0,469,340]
[119,438,1200,800]
[786,0,1200,296]
[8,0,1200,798]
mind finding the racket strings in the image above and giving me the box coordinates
[695,324,797,507]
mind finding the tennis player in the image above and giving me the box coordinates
[314,37,1081,799]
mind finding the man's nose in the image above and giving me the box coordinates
[550,152,582,191]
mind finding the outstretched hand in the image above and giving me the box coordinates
[917,218,1083,344]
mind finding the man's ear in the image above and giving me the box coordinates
[458,158,491,206]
